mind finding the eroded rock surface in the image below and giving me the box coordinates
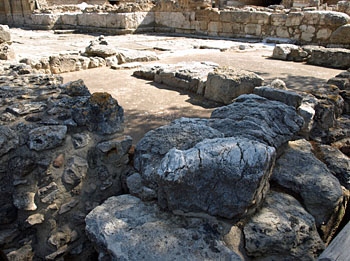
[86,194,243,261]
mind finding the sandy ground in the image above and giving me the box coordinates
[10,28,343,144]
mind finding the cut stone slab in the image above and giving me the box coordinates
[244,191,325,260]
[253,86,303,108]
[85,195,243,261]
[204,67,264,104]
[157,137,276,219]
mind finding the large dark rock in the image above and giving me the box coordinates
[244,191,325,260]
[85,194,243,261]
[157,137,276,219]
[134,118,224,188]
[271,139,344,229]
[210,94,304,149]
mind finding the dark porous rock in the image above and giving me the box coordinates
[157,137,275,219]
[28,125,67,151]
[244,191,325,260]
[85,195,243,261]
[62,156,89,187]
[86,92,124,135]
[71,132,91,149]
[60,79,91,97]
[271,139,344,229]
[133,117,224,188]
[210,94,304,149]
[0,125,19,157]
[204,67,264,104]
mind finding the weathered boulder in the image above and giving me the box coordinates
[84,37,117,58]
[329,24,350,46]
[0,126,19,157]
[271,139,343,229]
[244,191,325,260]
[305,46,350,69]
[133,62,218,95]
[204,67,264,104]
[157,137,275,219]
[327,70,350,114]
[116,49,158,64]
[134,118,224,188]
[0,24,11,44]
[0,43,15,60]
[210,94,304,149]
[28,125,67,151]
[85,195,243,261]
[272,44,308,62]
[49,55,90,74]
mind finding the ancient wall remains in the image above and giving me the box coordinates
[27,8,350,47]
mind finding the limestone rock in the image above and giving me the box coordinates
[330,24,350,46]
[204,67,264,104]
[0,43,15,60]
[28,125,67,151]
[85,195,242,261]
[253,86,303,108]
[0,24,11,44]
[7,244,34,261]
[116,49,158,64]
[270,78,287,90]
[26,213,45,226]
[84,38,117,58]
[134,118,224,188]
[306,46,350,69]
[271,139,343,227]
[244,191,325,260]
[13,192,37,211]
[210,94,304,149]
[157,137,275,219]
[272,44,308,62]
[49,55,90,74]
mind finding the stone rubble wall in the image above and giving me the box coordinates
[25,8,350,46]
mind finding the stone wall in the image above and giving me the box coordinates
[26,8,350,47]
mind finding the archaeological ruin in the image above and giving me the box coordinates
[0,0,350,260]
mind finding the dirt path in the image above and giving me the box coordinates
[62,49,342,144]
[9,28,342,144]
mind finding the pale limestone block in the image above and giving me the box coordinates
[60,14,78,26]
[316,28,332,40]
[276,27,290,38]
[106,13,123,28]
[303,11,321,25]
[271,13,288,26]
[31,14,60,27]
[245,24,261,36]
[285,12,304,26]
[222,22,233,33]
[250,11,270,25]
[77,13,107,27]
[208,21,221,33]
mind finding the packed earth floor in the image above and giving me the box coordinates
[10,27,343,144]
